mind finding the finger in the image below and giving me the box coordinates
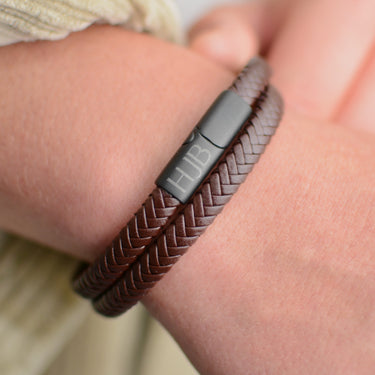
[268,0,375,120]
[189,4,259,72]
[335,46,375,134]
[189,1,293,72]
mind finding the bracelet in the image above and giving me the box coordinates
[72,57,271,298]
[72,57,283,316]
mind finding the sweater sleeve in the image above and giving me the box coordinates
[0,235,90,375]
[0,1,183,375]
[0,0,182,46]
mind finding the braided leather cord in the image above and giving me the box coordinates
[230,57,271,105]
[72,57,271,299]
[72,188,180,298]
[94,84,283,316]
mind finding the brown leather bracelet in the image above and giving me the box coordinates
[93,82,283,317]
[72,57,273,300]
[73,58,283,316]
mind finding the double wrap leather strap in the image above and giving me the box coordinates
[72,187,180,298]
[72,57,283,317]
[73,57,271,299]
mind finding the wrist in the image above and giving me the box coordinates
[0,25,234,258]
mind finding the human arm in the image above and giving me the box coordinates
[0,18,374,375]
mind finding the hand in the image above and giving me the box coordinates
[189,0,375,135]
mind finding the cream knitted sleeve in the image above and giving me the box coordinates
[0,2,184,375]
[0,0,182,46]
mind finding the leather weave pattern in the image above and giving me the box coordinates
[72,57,271,300]
[73,188,180,298]
[93,83,283,316]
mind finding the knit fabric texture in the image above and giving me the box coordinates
[0,0,182,46]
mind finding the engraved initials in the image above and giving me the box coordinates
[186,144,211,167]
[167,167,194,193]
[166,144,212,193]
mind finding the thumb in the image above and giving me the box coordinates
[188,5,259,73]
[188,1,292,72]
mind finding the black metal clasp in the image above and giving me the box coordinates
[156,90,251,203]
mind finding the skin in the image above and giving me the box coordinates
[0,0,374,373]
